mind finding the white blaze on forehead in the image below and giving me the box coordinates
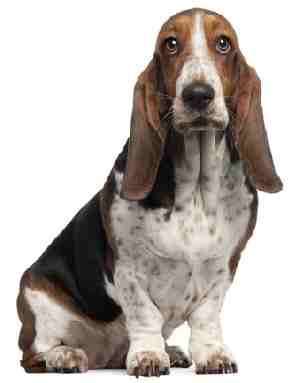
[175,12,220,95]
[189,12,218,86]
[192,13,210,62]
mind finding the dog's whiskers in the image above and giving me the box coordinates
[155,91,174,101]
[161,106,175,123]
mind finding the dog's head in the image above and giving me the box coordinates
[121,8,283,200]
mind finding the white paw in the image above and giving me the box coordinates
[127,351,170,377]
[192,344,238,375]
[44,346,88,373]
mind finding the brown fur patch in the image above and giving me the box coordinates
[155,13,196,97]
[17,271,129,372]
[17,272,44,372]
[229,183,258,279]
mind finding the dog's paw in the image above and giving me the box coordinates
[127,351,170,377]
[44,346,88,373]
[193,345,237,375]
[166,345,192,368]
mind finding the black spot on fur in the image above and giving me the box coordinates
[175,205,183,212]
[151,265,160,276]
[116,238,123,247]
[164,210,172,221]
[209,226,216,235]
[129,283,135,294]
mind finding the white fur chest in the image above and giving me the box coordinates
[112,187,251,264]
[110,133,254,329]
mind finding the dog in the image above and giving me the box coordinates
[17,7,282,376]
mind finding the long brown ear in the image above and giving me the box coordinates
[231,60,283,193]
[121,56,169,200]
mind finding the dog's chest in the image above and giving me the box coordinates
[111,160,253,320]
[113,196,249,263]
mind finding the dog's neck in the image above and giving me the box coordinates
[172,130,230,214]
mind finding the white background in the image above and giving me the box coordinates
[0,0,298,382]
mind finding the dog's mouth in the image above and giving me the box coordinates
[174,115,227,134]
[172,94,230,134]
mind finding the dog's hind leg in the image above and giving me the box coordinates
[17,271,128,373]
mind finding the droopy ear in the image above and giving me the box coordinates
[231,59,283,193]
[121,56,169,201]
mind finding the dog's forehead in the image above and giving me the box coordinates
[156,8,237,46]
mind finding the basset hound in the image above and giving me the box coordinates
[17,8,282,377]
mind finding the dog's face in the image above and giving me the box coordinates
[155,10,237,133]
[121,8,283,201]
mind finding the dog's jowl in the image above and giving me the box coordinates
[17,8,282,376]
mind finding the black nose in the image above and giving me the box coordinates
[182,82,215,110]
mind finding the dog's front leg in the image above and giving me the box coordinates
[187,293,238,375]
[114,263,170,377]
[186,274,238,375]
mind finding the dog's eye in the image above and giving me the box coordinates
[164,36,178,54]
[216,36,231,54]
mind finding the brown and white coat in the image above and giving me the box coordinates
[17,8,282,377]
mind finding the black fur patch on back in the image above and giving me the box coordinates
[30,193,122,322]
